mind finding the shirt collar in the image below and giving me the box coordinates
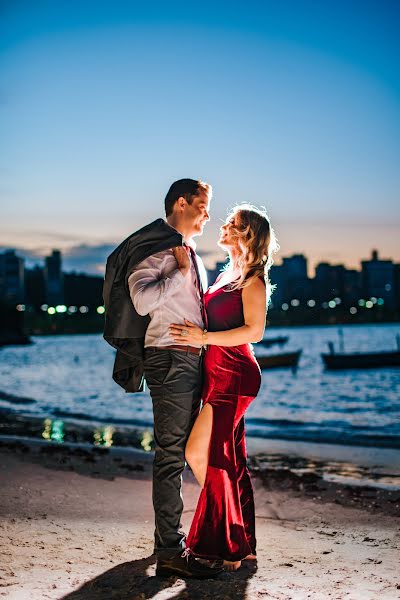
[165,220,197,250]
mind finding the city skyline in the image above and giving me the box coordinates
[1,242,398,279]
[1,1,400,271]
[3,244,399,327]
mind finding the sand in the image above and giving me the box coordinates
[0,442,399,600]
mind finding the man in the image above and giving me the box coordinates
[104,179,221,578]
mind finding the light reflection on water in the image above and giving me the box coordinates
[251,453,400,490]
[94,425,115,447]
[42,418,64,443]
[0,324,399,450]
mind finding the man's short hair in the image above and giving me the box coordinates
[164,179,212,217]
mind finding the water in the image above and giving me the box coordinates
[1,324,400,450]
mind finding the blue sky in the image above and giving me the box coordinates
[1,1,399,275]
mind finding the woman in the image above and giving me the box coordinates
[169,203,278,571]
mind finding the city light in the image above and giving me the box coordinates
[96,306,105,314]
[55,304,67,313]
[358,299,365,307]
[281,303,289,311]
[67,306,78,314]
[365,300,373,308]
[328,300,336,308]
[16,304,25,311]
[47,307,56,315]
[291,299,300,307]
[79,306,89,313]
[377,298,385,306]
[334,297,342,304]
[307,299,316,307]
[40,304,48,312]
[349,307,357,314]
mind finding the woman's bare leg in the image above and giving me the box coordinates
[186,403,243,571]
[185,403,213,488]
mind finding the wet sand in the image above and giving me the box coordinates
[1,439,400,599]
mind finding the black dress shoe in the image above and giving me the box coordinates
[156,551,224,579]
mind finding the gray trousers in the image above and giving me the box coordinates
[143,347,202,559]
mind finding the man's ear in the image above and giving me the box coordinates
[176,196,187,211]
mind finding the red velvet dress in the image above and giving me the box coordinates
[186,280,262,561]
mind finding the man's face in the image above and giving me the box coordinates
[184,192,211,237]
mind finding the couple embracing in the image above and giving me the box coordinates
[104,178,277,578]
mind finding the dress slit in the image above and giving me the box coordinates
[186,395,254,561]
[185,280,262,562]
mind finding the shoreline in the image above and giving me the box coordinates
[1,401,400,493]
[1,435,399,517]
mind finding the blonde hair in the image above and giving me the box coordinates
[223,204,279,303]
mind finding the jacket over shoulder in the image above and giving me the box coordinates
[103,218,183,392]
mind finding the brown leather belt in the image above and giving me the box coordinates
[146,345,203,356]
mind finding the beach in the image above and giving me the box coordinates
[1,438,399,600]
[1,326,400,598]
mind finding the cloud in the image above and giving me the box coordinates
[62,243,116,275]
[0,243,116,276]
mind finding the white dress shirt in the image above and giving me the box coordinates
[128,246,207,348]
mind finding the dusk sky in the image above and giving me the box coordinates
[1,1,399,276]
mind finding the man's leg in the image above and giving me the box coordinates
[144,348,202,560]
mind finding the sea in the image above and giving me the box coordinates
[1,323,400,488]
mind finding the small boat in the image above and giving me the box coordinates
[257,350,302,370]
[0,332,32,347]
[258,335,289,348]
[322,349,400,370]
[321,333,400,370]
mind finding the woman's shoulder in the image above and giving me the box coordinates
[242,276,266,298]
[258,275,266,286]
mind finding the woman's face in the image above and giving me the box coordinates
[218,213,239,249]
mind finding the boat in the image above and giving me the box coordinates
[0,333,32,347]
[322,349,400,370]
[258,335,289,348]
[0,304,32,347]
[321,333,400,370]
[256,350,302,370]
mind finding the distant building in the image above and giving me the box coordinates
[64,272,103,307]
[44,250,64,306]
[0,250,25,306]
[270,254,310,306]
[342,269,361,307]
[25,266,45,309]
[269,264,286,307]
[395,264,400,310]
[207,260,228,287]
[282,254,308,280]
[314,263,345,303]
[361,249,396,309]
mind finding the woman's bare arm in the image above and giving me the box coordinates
[169,277,266,346]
